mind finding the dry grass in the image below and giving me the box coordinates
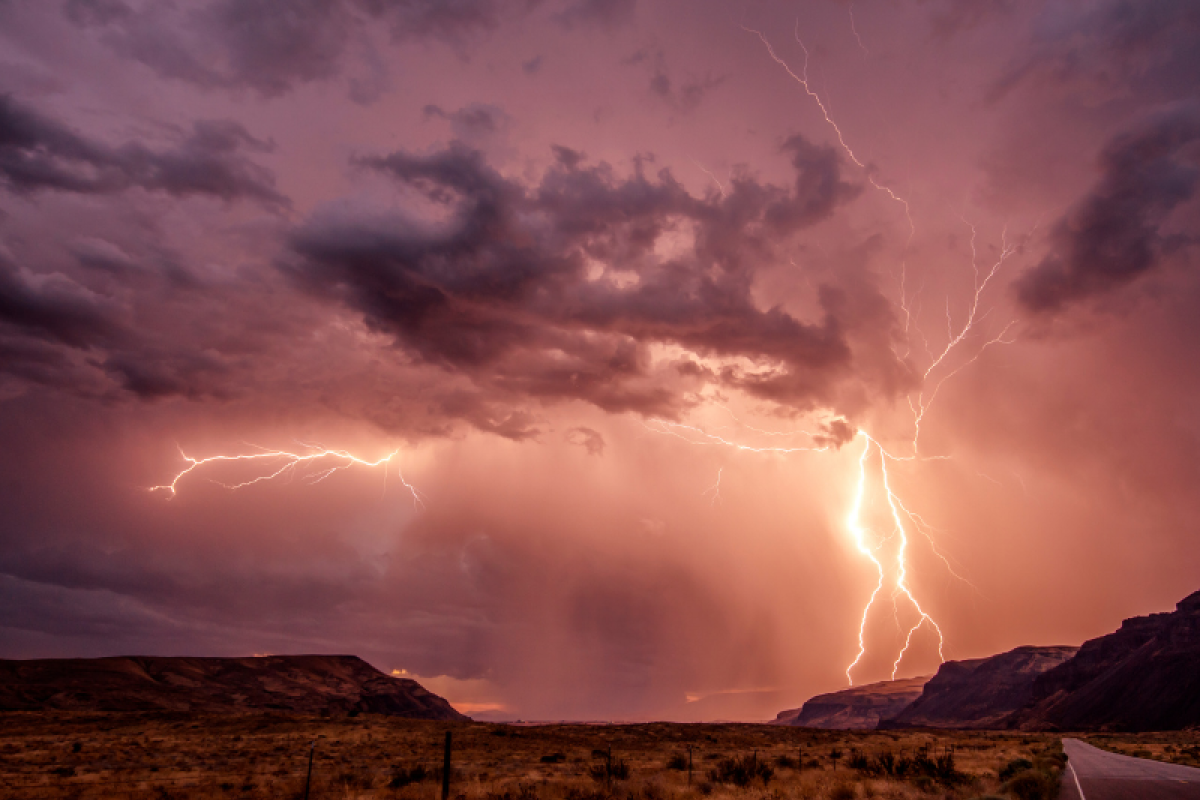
[0,712,1066,800]
[1081,731,1200,768]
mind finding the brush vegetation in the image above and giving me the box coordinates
[0,711,1078,800]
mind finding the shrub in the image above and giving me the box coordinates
[998,758,1033,781]
[589,754,630,783]
[389,763,430,789]
[706,754,773,787]
[847,749,870,771]
[540,753,566,764]
[665,754,688,771]
[828,783,856,800]
[1002,771,1057,800]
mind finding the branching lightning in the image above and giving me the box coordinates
[150,444,426,510]
[645,17,1029,685]
[147,15,1023,693]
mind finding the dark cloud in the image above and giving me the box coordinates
[990,0,1200,105]
[367,0,528,43]
[928,0,1012,41]
[555,0,636,30]
[0,251,122,348]
[565,426,605,455]
[522,55,543,75]
[633,50,724,115]
[423,103,511,143]
[285,137,881,420]
[649,67,724,115]
[1016,104,1200,313]
[62,0,130,27]
[66,0,539,99]
[0,95,287,207]
[812,418,856,449]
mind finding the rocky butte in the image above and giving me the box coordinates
[774,676,930,729]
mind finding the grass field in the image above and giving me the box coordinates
[0,713,1070,800]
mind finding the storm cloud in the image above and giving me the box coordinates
[1016,104,1200,313]
[2,0,1199,724]
[0,94,286,206]
[287,136,874,417]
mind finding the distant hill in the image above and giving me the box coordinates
[1009,591,1200,731]
[774,676,930,729]
[880,645,1078,729]
[0,655,468,720]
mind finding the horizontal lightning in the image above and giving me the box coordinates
[150,444,426,509]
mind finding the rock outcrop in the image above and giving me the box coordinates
[881,645,1078,729]
[1009,591,1200,731]
[0,654,468,719]
[774,676,930,729]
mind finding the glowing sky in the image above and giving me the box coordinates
[1,0,1199,722]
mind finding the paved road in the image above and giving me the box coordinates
[1060,738,1200,800]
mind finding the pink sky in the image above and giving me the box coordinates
[1,0,1198,721]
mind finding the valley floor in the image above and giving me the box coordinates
[0,712,1078,800]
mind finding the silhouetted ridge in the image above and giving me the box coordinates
[1009,590,1200,731]
[0,654,468,720]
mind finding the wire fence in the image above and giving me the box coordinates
[0,732,461,798]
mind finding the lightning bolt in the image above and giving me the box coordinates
[844,433,885,684]
[848,4,869,56]
[742,21,914,227]
[643,418,828,454]
[643,20,1031,685]
[841,431,948,684]
[702,467,724,506]
[692,159,728,197]
[908,220,1026,453]
[872,433,946,679]
[150,444,426,510]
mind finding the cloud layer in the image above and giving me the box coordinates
[0,0,1198,721]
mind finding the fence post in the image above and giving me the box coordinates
[442,731,452,800]
[687,745,693,786]
[303,741,316,800]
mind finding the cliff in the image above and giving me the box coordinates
[774,676,930,729]
[881,645,1078,729]
[1010,591,1200,731]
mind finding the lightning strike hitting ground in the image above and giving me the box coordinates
[647,20,1029,685]
[845,433,886,684]
[150,18,1023,693]
[151,444,426,510]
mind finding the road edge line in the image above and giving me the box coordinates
[1069,760,1086,800]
